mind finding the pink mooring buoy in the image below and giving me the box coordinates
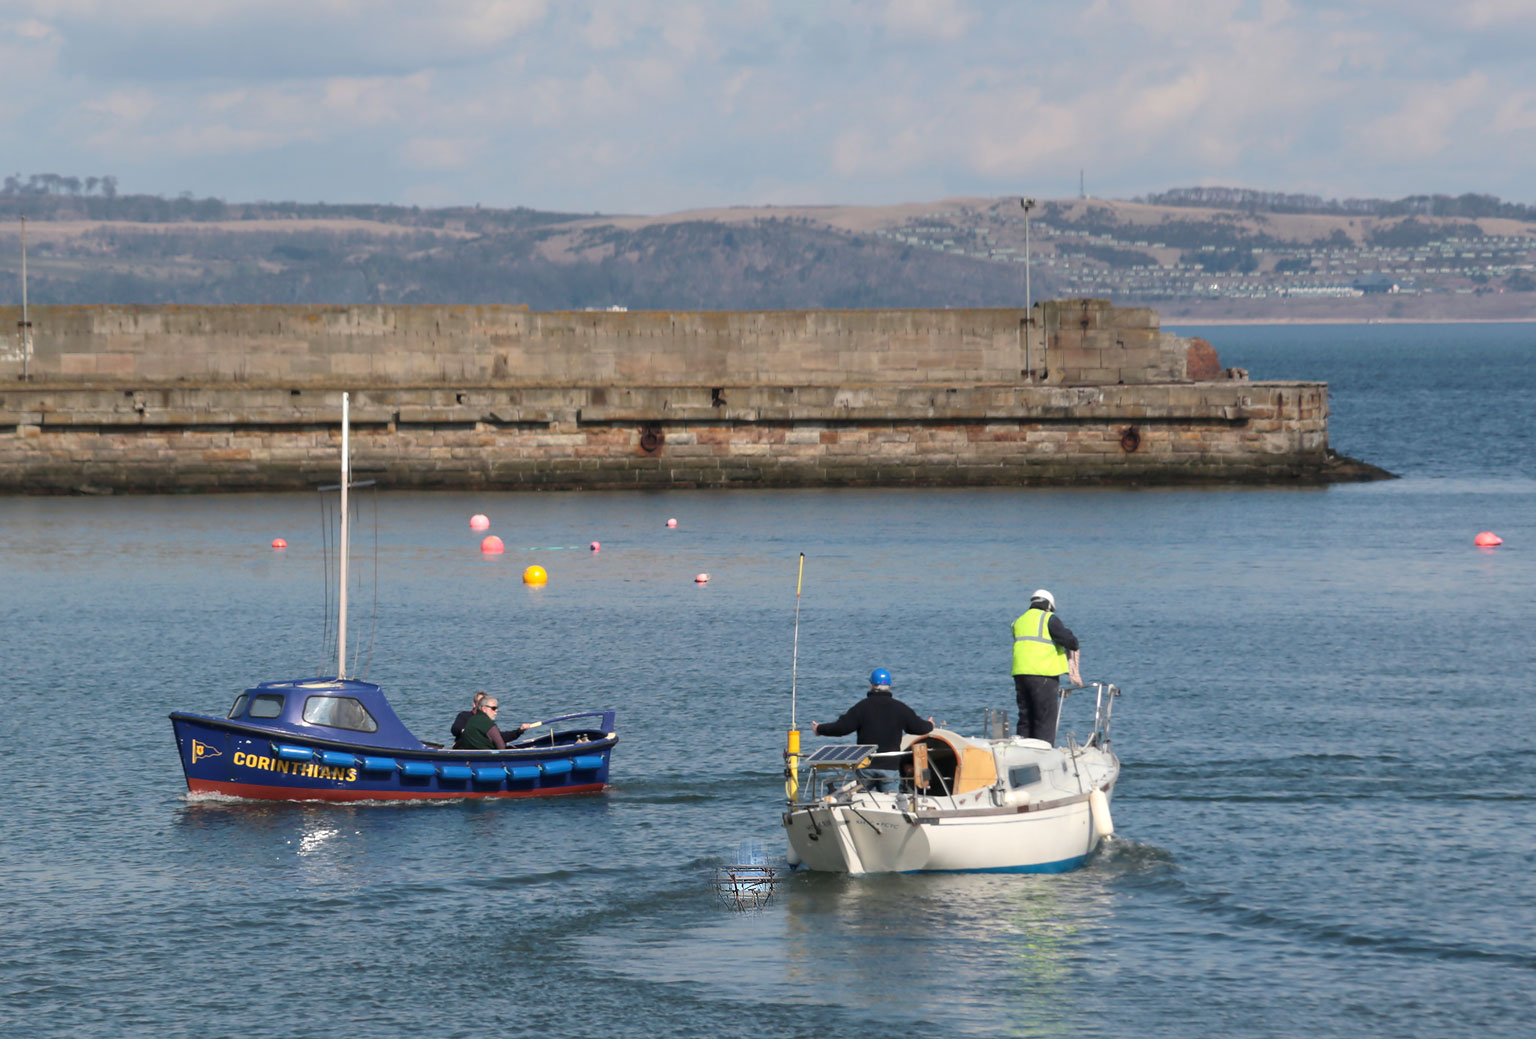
[1474,531,1503,547]
[695,573,709,584]
[470,514,490,531]
[590,541,601,552]
[666,518,678,528]
[271,538,287,549]
[480,535,505,554]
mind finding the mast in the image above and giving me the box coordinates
[337,392,350,679]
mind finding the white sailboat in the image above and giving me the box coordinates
[783,684,1121,874]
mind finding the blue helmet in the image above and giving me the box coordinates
[869,668,892,688]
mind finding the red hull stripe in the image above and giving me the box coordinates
[187,778,606,802]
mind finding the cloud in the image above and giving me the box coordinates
[401,135,485,171]
[82,88,160,125]
[869,0,974,40]
[6,1,1536,210]
[21,0,548,82]
[1352,72,1494,163]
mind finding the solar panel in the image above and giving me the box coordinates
[803,743,879,766]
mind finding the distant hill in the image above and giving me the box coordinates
[3,176,1535,320]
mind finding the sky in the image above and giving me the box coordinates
[2,0,1534,214]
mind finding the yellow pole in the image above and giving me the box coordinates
[785,727,801,802]
[786,553,806,803]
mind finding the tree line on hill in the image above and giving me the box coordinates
[2,212,1045,309]
[1142,185,1536,221]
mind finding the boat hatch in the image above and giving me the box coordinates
[909,734,998,796]
[1008,764,1042,788]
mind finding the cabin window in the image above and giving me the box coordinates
[302,695,378,733]
[227,694,249,719]
[248,694,285,719]
[1009,764,1042,788]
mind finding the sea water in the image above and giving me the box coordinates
[1,323,1532,1038]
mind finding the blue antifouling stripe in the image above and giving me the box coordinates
[473,766,507,782]
[400,761,437,778]
[361,757,397,772]
[320,750,357,768]
[508,766,541,781]
[438,765,473,781]
[571,755,605,771]
[274,745,313,762]
[541,759,574,776]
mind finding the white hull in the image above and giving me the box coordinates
[785,785,1112,874]
[784,723,1120,875]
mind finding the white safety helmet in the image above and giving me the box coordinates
[1030,588,1056,609]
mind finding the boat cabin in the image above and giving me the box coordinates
[224,678,424,750]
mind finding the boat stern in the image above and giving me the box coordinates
[784,800,931,874]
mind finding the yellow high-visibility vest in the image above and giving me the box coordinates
[1012,608,1069,676]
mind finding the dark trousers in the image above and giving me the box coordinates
[1014,674,1060,744]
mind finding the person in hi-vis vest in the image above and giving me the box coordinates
[1010,589,1081,744]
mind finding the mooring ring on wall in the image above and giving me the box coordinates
[639,424,665,454]
[1120,426,1141,453]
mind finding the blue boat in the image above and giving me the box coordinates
[169,392,617,802]
[171,685,616,802]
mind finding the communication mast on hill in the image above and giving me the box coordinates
[1080,169,1086,199]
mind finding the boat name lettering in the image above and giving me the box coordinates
[231,751,358,782]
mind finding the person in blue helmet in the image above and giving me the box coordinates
[812,668,934,784]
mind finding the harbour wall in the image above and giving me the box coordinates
[0,300,1374,493]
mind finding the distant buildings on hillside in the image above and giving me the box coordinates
[873,211,1534,304]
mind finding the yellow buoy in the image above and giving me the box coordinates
[523,565,547,585]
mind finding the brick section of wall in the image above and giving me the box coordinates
[0,381,1333,492]
[1,299,1196,389]
[1185,338,1222,380]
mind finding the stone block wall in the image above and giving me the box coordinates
[0,380,1342,492]
[0,300,1377,492]
[1,299,1204,388]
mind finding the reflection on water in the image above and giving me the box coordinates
[580,860,1126,1034]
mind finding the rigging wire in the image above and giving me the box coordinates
[348,486,380,681]
[317,489,334,675]
[360,484,379,681]
[790,552,804,730]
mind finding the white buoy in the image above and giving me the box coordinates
[1089,787,1114,840]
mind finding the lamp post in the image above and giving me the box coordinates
[1020,197,1036,380]
[1020,197,1036,316]
[18,215,31,381]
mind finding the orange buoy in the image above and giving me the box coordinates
[590,541,601,551]
[470,514,490,531]
[480,535,505,554]
[695,573,709,584]
[523,565,548,585]
[666,518,678,528]
[271,538,287,549]
[1474,531,1503,547]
